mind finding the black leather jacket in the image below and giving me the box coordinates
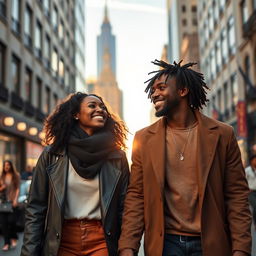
[20,147,129,256]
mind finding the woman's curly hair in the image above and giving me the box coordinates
[44,92,128,153]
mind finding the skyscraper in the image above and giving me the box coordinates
[97,1,116,77]
[92,2,123,118]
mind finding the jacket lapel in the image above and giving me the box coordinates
[99,152,122,223]
[195,112,219,208]
[46,153,68,212]
[147,118,166,197]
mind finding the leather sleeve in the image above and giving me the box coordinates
[224,129,252,255]
[118,152,130,226]
[118,132,145,252]
[20,148,50,256]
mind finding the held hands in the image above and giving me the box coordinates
[119,248,134,256]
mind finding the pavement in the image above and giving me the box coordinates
[0,229,255,256]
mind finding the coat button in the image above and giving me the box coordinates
[106,231,111,236]
[56,232,60,239]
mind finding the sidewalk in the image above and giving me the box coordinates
[0,233,23,256]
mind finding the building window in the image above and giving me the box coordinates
[213,1,219,25]
[182,5,186,12]
[36,78,42,110]
[0,0,6,18]
[204,20,209,43]
[227,16,236,56]
[25,68,32,102]
[0,42,5,87]
[11,54,20,95]
[219,0,225,13]
[241,0,248,24]
[191,5,197,12]
[44,87,50,114]
[210,49,216,80]
[65,31,70,51]
[59,58,64,84]
[44,34,51,70]
[215,39,222,73]
[59,19,64,43]
[192,18,197,26]
[217,89,222,113]
[52,48,58,77]
[43,0,50,18]
[52,5,58,33]
[253,0,256,10]
[221,28,228,64]
[231,72,238,108]
[11,0,21,34]
[223,82,229,117]
[53,93,58,108]
[24,5,33,48]
[208,8,214,35]
[35,20,42,59]
[182,19,187,26]
[65,68,70,87]
[244,55,250,80]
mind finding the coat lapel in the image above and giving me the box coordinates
[99,154,121,223]
[147,118,166,196]
[195,111,219,208]
[46,154,68,212]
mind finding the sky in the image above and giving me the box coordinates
[85,0,168,152]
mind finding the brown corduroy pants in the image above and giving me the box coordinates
[57,219,108,256]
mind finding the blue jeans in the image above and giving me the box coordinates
[163,234,202,256]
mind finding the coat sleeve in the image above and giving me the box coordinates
[20,148,50,256]
[118,132,145,253]
[224,129,252,255]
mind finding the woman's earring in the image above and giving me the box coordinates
[75,117,79,120]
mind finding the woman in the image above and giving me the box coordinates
[0,160,20,251]
[21,92,130,256]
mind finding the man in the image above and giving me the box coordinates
[119,60,251,256]
[245,154,256,226]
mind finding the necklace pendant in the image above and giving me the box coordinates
[180,154,184,161]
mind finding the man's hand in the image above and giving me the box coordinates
[233,251,249,256]
[119,248,134,256]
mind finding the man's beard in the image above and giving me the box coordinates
[155,99,179,117]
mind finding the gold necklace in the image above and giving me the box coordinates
[169,126,192,161]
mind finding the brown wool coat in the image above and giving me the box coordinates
[119,111,251,256]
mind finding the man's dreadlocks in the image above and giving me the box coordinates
[144,59,209,110]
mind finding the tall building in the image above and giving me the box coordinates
[97,1,116,77]
[74,0,86,92]
[92,3,123,118]
[167,0,198,63]
[197,0,256,163]
[0,0,86,173]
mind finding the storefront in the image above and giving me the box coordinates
[0,111,44,175]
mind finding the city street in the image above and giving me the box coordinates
[0,230,255,255]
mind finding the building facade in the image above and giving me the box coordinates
[0,0,85,173]
[167,0,198,63]
[197,0,256,163]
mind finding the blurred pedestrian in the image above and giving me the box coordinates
[245,154,256,226]
[21,166,33,180]
[119,60,251,256]
[21,92,129,256]
[0,160,20,251]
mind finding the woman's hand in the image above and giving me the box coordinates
[12,200,18,208]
